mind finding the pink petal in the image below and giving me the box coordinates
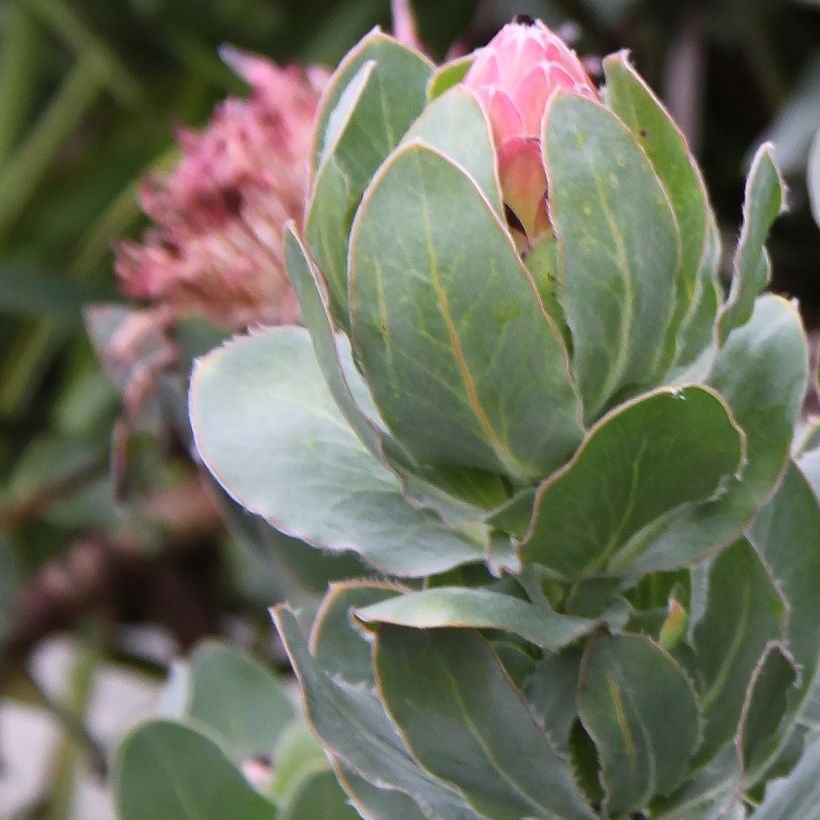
[497,136,549,243]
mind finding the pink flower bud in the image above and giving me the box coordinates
[116,52,328,329]
[462,16,598,244]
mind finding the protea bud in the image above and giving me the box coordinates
[116,51,327,329]
[462,15,598,244]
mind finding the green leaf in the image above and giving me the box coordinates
[603,52,712,375]
[524,647,584,750]
[427,54,474,100]
[751,734,820,820]
[403,85,502,213]
[279,770,359,820]
[269,722,328,805]
[115,720,276,820]
[349,141,583,484]
[311,580,408,686]
[578,633,701,813]
[624,295,808,574]
[372,624,595,819]
[689,539,787,764]
[544,93,680,419]
[306,31,433,323]
[809,126,820,227]
[522,386,744,580]
[738,643,798,778]
[185,641,294,759]
[357,586,597,649]
[311,29,433,174]
[273,607,476,820]
[718,144,785,344]
[189,327,485,577]
[749,462,820,703]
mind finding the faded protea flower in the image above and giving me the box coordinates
[462,15,598,245]
[116,50,327,329]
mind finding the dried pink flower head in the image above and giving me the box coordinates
[116,50,328,329]
[462,16,598,245]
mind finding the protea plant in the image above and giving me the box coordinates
[187,17,819,819]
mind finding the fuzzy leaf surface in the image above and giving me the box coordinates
[373,624,595,819]
[578,634,700,814]
[522,386,744,580]
[751,734,820,819]
[349,142,582,483]
[544,93,680,419]
[718,144,784,343]
[189,327,484,577]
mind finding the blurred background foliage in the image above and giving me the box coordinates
[0,0,817,816]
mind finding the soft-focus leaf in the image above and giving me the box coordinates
[185,641,293,759]
[522,386,744,580]
[809,126,820,228]
[373,624,595,819]
[349,141,583,484]
[625,295,808,574]
[690,539,787,764]
[189,327,485,577]
[403,86,502,213]
[603,52,710,375]
[544,93,680,419]
[578,633,700,813]
[273,607,476,820]
[337,766,434,820]
[357,586,597,649]
[751,734,820,819]
[269,722,328,805]
[718,144,784,343]
[307,31,432,322]
[279,770,359,820]
[116,720,275,820]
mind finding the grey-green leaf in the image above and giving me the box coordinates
[349,141,583,484]
[603,52,711,376]
[624,295,808,574]
[544,93,680,419]
[279,770,360,820]
[718,144,785,344]
[751,734,820,820]
[522,386,744,580]
[578,633,700,813]
[189,327,484,577]
[357,586,597,649]
[273,607,476,820]
[373,624,595,819]
[307,31,433,323]
[689,539,787,765]
[116,720,276,820]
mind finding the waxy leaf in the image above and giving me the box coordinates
[373,624,595,819]
[357,586,596,649]
[719,144,785,343]
[603,52,711,375]
[690,539,787,764]
[279,770,359,820]
[273,607,476,820]
[544,93,680,419]
[349,142,583,484]
[116,720,275,820]
[189,327,484,577]
[578,634,700,814]
[307,32,433,323]
[427,54,474,100]
[403,86,502,213]
[624,295,808,574]
[525,647,584,750]
[337,767,435,820]
[185,641,294,759]
[522,386,744,580]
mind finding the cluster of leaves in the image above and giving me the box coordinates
[187,21,820,820]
